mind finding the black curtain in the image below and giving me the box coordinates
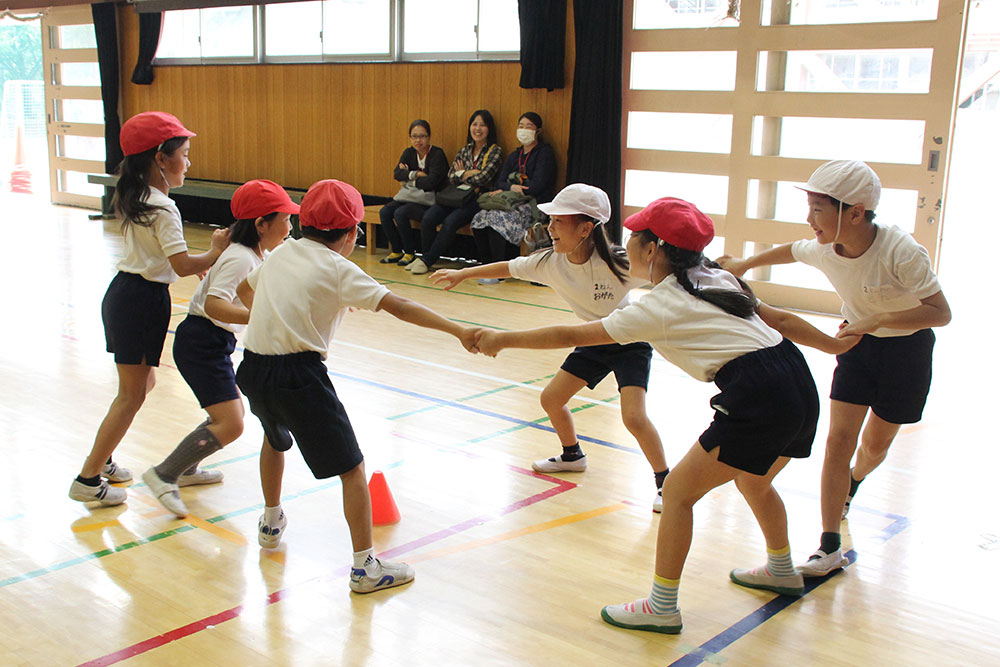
[131,12,163,85]
[92,2,123,174]
[565,0,624,242]
[518,0,565,91]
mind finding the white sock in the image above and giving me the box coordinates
[264,505,283,525]
[353,548,375,570]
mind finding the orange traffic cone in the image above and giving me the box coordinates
[9,124,32,194]
[368,470,400,525]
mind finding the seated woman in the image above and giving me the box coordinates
[470,112,556,284]
[406,109,502,275]
[379,120,449,267]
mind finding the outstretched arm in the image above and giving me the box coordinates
[204,295,250,325]
[758,303,859,354]
[717,243,796,278]
[430,262,513,290]
[838,290,951,338]
[377,292,477,352]
[476,320,614,357]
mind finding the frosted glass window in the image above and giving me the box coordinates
[752,116,925,164]
[625,169,729,214]
[628,112,733,153]
[632,52,737,91]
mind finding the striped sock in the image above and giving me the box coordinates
[766,546,796,577]
[647,575,680,615]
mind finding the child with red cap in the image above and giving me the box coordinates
[142,180,299,517]
[474,197,824,634]
[70,112,230,508]
[719,160,951,577]
[234,179,477,593]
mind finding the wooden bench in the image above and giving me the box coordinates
[361,203,474,256]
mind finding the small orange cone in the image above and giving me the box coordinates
[368,470,400,525]
[9,125,32,194]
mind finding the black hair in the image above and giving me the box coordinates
[409,119,431,137]
[519,111,543,130]
[112,136,188,230]
[636,229,757,319]
[300,224,353,244]
[466,109,498,147]
[230,212,279,248]
[536,216,630,284]
[818,194,876,223]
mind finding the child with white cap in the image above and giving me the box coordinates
[142,180,299,517]
[719,160,951,576]
[234,179,477,593]
[70,112,230,508]
[474,197,822,634]
[432,183,670,511]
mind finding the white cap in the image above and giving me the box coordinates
[799,160,881,211]
[537,183,611,223]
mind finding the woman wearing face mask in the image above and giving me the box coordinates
[470,112,556,283]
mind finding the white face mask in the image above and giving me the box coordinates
[516,128,536,146]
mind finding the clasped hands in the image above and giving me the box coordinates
[458,327,503,357]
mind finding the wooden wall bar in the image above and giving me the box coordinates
[117,4,575,196]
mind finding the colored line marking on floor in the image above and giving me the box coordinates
[666,550,858,667]
[75,470,578,667]
[388,373,555,421]
[379,277,574,314]
[71,520,123,533]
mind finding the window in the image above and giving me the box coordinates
[156,0,519,64]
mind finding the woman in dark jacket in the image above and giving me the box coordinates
[379,119,449,266]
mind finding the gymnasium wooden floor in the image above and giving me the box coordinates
[1,192,997,666]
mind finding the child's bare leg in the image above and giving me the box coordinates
[340,461,372,552]
[821,401,867,533]
[733,457,792,549]
[540,370,588,447]
[852,413,901,481]
[654,444,738,578]
[81,364,154,477]
[204,398,245,446]
[260,437,285,507]
[619,386,668,473]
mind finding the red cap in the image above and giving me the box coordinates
[120,112,195,156]
[231,180,300,220]
[299,179,364,230]
[624,197,714,252]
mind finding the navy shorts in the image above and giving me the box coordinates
[102,271,170,366]
[561,342,653,391]
[173,315,239,408]
[831,328,935,424]
[700,338,820,476]
[235,350,363,479]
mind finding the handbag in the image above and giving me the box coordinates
[393,182,436,207]
[435,183,477,208]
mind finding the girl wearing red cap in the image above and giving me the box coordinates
[432,183,670,512]
[475,197,834,634]
[70,112,230,508]
[141,180,298,517]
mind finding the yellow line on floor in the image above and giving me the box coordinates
[183,514,248,546]
[71,520,123,533]
[406,503,628,564]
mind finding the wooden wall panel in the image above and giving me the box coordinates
[117,4,575,197]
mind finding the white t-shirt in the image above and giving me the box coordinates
[508,250,645,321]
[188,243,261,334]
[602,266,783,382]
[116,188,188,284]
[243,238,390,358]
[791,225,941,338]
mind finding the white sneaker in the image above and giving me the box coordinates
[797,548,849,577]
[69,479,127,506]
[178,467,224,487]
[141,467,188,518]
[600,599,682,634]
[408,258,429,275]
[653,489,663,513]
[350,557,415,594]
[101,461,132,483]
[258,511,287,549]
[730,565,804,596]
[531,454,587,473]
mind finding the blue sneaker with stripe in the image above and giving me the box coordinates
[350,557,415,594]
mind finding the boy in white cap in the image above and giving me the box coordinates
[719,160,951,576]
[235,179,477,593]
